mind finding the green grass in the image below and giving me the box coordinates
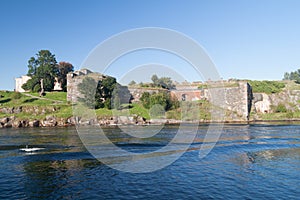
[165,100,212,121]
[2,89,300,122]
[27,92,67,102]
[248,80,286,94]
[198,82,239,89]
[95,107,113,118]
[0,91,69,107]
[93,101,212,121]
[284,80,300,90]
[0,91,71,120]
[128,103,150,119]
[0,91,214,121]
[94,103,151,119]
[52,105,73,119]
[258,111,300,120]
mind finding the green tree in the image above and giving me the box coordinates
[128,80,136,86]
[100,76,117,100]
[78,76,118,109]
[22,50,58,92]
[151,74,175,89]
[151,75,159,85]
[159,77,175,89]
[22,77,40,92]
[283,72,290,80]
[283,69,300,83]
[111,84,131,109]
[140,91,173,111]
[78,77,104,109]
[140,92,151,109]
[57,61,74,91]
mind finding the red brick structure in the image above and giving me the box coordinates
[170,89,203,101]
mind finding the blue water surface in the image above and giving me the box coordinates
[0,124,299,199]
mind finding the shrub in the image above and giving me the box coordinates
[140,92,175,111]
[149,104,165,118]
[285,111,294,119]
[198,84,208,89]
[248,80,285,94]
[140,92,151,109]
[274,103,287,113]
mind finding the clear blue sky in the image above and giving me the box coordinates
[1,0,300,90]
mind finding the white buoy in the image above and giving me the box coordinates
[20,145,45,152]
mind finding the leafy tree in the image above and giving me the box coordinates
[78,76,118,109]
[159,77,175,89]
[140,91,174,111]
[22,50,58,92]
[128,80,136,86]
[22,77,40,92]
[283,72,290,80]
[33,83,42,93]
[111,84,131,109]
[283,69,300,83]
[151,74,175,89]
[150,92,169,109]
[140,92,151,109]
[57,62,74,91]
[78,77,106,109]
[151,75,159,85]
[100,76,117,100]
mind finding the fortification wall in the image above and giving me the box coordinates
[170,90,203,101]
[204,82,252,121]
[66,69,106,102]
[128,87,168,102]
[67,71,253,121]
[253,90,300,113]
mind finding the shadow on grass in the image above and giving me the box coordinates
[23,98,38,103]
[121,104,133,109]
[0,98,11,104]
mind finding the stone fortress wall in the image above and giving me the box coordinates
[204,82,252,121]
[171,82,252,121]
[253,89,300,114]
[128,88,168,102]
[66,70,253,121]
[66,69,107,102]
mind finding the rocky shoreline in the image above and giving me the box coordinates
[0,115,150,128]
[1,115,299,129]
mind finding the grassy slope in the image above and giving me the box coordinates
[0,91,71,120]
[0,91,157,121]
[1,80,300,121]
[0,91,213,121]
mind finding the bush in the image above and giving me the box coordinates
[286,111,294,119]
[248,80,285,94]
[140,92,151,109]
[149,104,165,118]
[274,103,287,113]
[140,92,175,111]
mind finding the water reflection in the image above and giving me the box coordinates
[0,124,300,199]
[23,159,101,199]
